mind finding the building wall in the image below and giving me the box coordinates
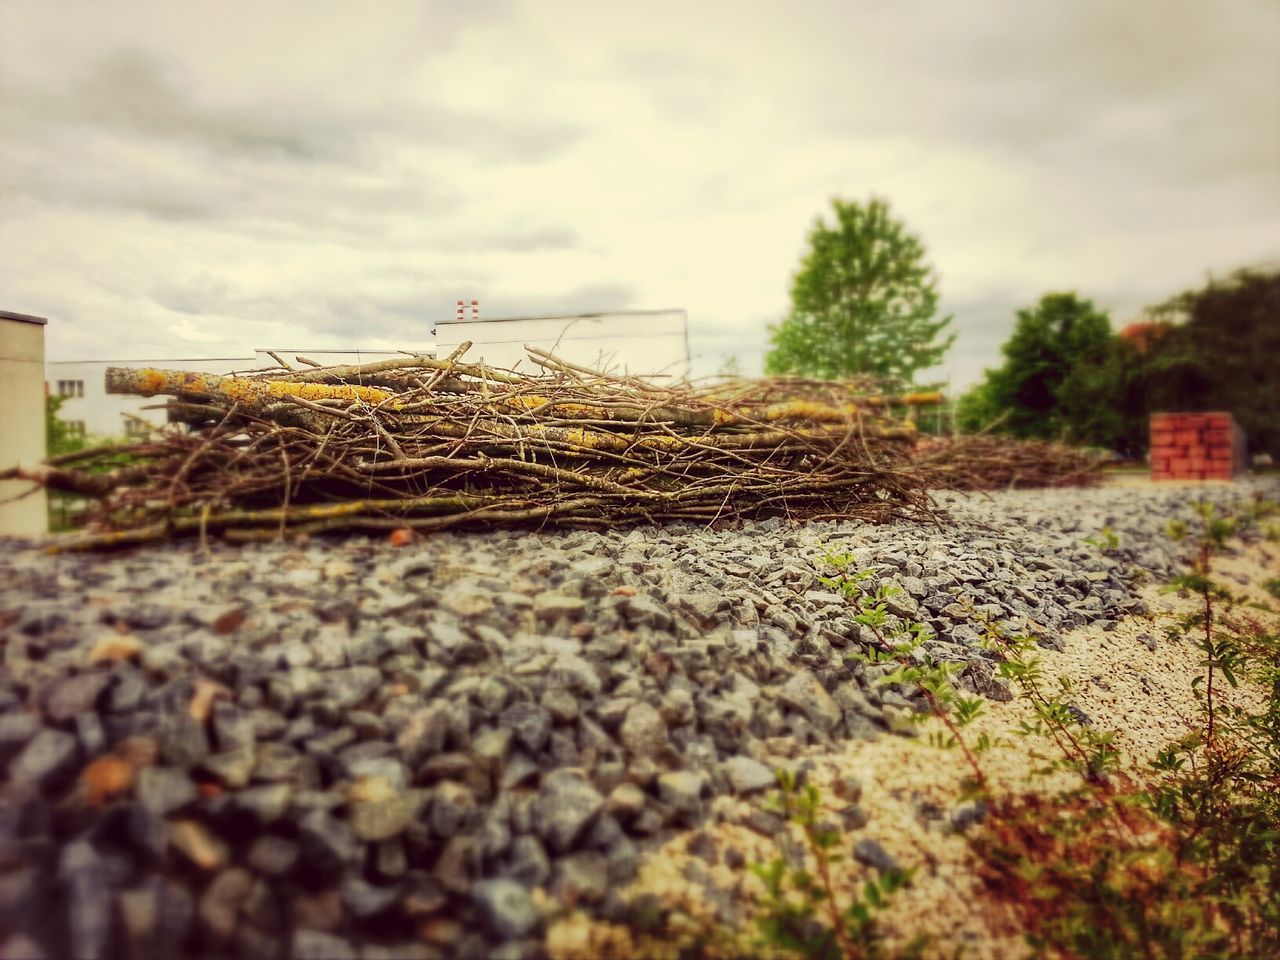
[0,312,49,537]
[435,310,690,380]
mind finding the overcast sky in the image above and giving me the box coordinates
[2,0,1277,388]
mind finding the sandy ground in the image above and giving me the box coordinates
[546,536,1279,960]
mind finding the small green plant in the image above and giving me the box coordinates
[1083,525,1121,554]
[822,555,990,792]
[1263,578,1280,601]
[977,620,1120,784]
[751,770,919,960]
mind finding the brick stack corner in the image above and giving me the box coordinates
[1149,412,1247,481]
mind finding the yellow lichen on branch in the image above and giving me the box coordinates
[107,368,401,409]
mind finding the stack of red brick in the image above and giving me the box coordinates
[1150,412,1246,481]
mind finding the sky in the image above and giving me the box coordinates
[1,0,1277,389]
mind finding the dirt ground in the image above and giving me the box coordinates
[546,536,1279,960]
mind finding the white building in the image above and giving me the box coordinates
[1,309,49,536]
[434,309,690,380]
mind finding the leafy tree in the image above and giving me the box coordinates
[46,394,87,457]
[959,293,1116,444]
[1144,268,1280,457]
[764,197,954,384]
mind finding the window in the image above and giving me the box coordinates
[57,380,84,398]
[66,421,86,440]
[124,418,151,439]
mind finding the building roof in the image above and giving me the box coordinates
[0,309,48,325]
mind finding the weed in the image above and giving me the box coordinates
[1083,525,1121,554]
[977,621,1120,784]
[823,559,989,791]
[751,770,920,960]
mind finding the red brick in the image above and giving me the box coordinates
[1183,415,1209,430]
[1150,414,1178,430]
[1209,446,1233,460]
[1174,430,1200,446]
[1150,430,1175,447]
[1205,429,1231,446]
[1205,413,1233,429]
[1171,458,1192,472]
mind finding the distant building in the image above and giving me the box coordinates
[434,309,690,380]
[0,309,49,536]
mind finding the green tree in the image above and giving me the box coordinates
[764,197,954,384]
[46,394,86,457]
[1144,267,1280,457]
[959,293,1116,443]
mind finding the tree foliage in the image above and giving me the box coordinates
[1144,268,1280,457]
[46,394,86,458]
[765,197,954,384]
[958,293,1116,444]
[958,268,1280,458]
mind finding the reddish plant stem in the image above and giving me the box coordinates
[1199,541,1216,747]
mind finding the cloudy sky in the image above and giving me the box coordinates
[2,0,1277,388]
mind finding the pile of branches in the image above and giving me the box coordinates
[6,346,941,549]
[913,434,1105,491]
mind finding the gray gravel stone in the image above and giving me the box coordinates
[136,767,198,817]
[298,811,357,878]
[0,714,42,763]
[60,840,113,960]
[619,703,668,760]
[293,929,357,960]
[500,702,551,754]
[473,878,539,940]
[552,850,609,904]
[778,671,842,732]
[533,594,587,622]
[721,756,775,794]
[535,770,604,853]
[621,594,673,629]
[9,728,78,791]
[45,673,112,724]
[853,837,901,873]
[549,654,602,696]
[351,790,423,843]
[657,770,705,818]
[507,835,551,888]
[247,835,300,877]
[326,667,382,709]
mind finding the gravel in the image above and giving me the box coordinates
[0,478,1274,957]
